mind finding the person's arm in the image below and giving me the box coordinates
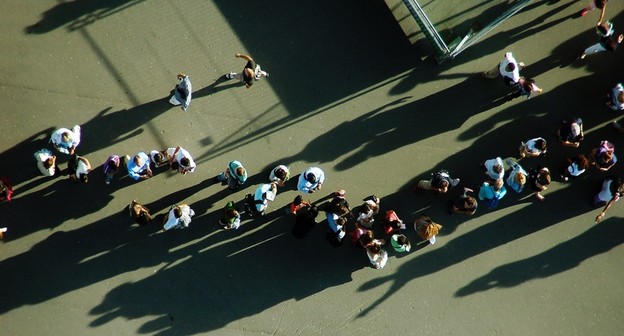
[598,6,607,24]
[596,193,620,222]
[235,53,253,62]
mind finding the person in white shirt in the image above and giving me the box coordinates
[49,125,81,155]
[297,167,325,193]
[34,149,57,177]
[483,52,523,86]
[166,146,196,175]
[68,154,91,183]
[481,157,504,181]
[163,204,195,230]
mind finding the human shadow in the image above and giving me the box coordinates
[455,217,624,297]
[25,0,145,34]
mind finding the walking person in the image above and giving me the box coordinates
[483,52,523,86]
[580,0,609,23]
[594,177,624,223]
[103,155,121,185]
[225,53,269,89]
[217,160,248,190]
[413,169,460,193]
[49,125,81,155]
[578,21,623,59]
[169,73,192,111]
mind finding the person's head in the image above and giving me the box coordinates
[61,131,71,142]
[538,168,551,186]
[78,173,89,183]
[274,167,286,180]
[107,160,118,170]
[389,220,402,230]
[154,152,164,163]
[464,196,477,210]
[306,172,317,183]
[367,243,381,254]
[336,204,349,216]
[493,164,503,174]
[173,207,182,218]
[602,151,613,163]
[571,122,581,137]
[360,230,374,246]
[360,202,372,214]
[618,91,624,104]
[493,178,504,191]
[235,167,246,177]
[225,208,239,218]
[244,68,255,88]
[336,217,347,226]
[505,62,516,72]
[535,139,547,151]
[397,235,410,246]
[293,195,303,206]
[439,179,449,189]
[133,155,143,166]
[137,210,152,226]
[180,157,190,168]
[575,155,590,170]
[44,156,56,169]
[597,21,614,37]
[514,172,526,186]
[171,161,180,171]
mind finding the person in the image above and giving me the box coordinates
[478,179,507,209]
[381,210,405,235]
[163,204,195,231]
[291,203,319,239]
[390,234,411,253]
[325,211,348,247]
[269,165,290,187]
[34,148,57,177]
[594,177,624,223]
[356,196,380,229]
[169,73,192,111]
[297,167,325,193]
[414,215,442,245]
[366,240,389,269]
[579,21,623,59]
[513,77,543,99]
[128,200,152,226]
[217,160,247,190]
[414,169,460,193]
[607,83,624,111]
[505,160,527,193]
[483,52,523,86]
[246,183,277,217]
[49,125,81,155]
[286,195,311,215]
[527,166,551,201]
[590,140,617,171]
[448,187,478,215]
[68,154,91,183]
[0,227,7,239]
[560,154,590,182]
[481,157,505,181]
[126,152,153,181]
[557,117,584,147]
[580,0,609,23]
[225,53,269,89]
[166,146,196,175]
[102,155,121,185]
[150,149,170,169]
[0,176,13,202]
[219,201,241,230]
[519,137,547,158]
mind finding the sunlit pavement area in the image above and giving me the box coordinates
[1,0,624,335]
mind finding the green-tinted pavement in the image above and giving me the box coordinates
[1,0,623,334]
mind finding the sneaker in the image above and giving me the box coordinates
[225,72,235,79]
[451,178,460,187]
[518,62,525,68]
[613,121,622,130]
[580,8,589,16]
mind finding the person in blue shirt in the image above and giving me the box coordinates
[126,152,152,181]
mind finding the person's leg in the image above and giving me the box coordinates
[416,179,433,190]
[581,43,607,58]
[482,63,500,79]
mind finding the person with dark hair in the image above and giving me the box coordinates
[366,241,389,269]
[219,201,241,230]
[269,164,290,187]
[246,183,278,217]
[579,21,623,59]
[448,187,478,215]
[528,166,551,201]
[519,137,547,158]
[297,167,325,193]
[0,176,13,202]
[166,146,196,175]
[169,73,192,111]
[558,117,584,147]
[217,160,247,190]
[483,52,524,86]
[381,210,405,235]
[513,77,543,99]
[292,203,319,239]
[356,196,380,229]
[414,169,460,193]
[128,200,152,226]
[286,195,310,215]
[607,83,624,112]
[68,154,91,183]
[560,154,590,182]
[163,203,195,230]
[594,177,624,223]
[390,234,411,253]
[225,53,269,89]
[103,155,121,185]
[34,148,57,177]
[482,157,505,181]
[150,149,170,169]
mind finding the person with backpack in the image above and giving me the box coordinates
[169,73,192,111]
[245,183,277,217]
[414,169,460,193]
[478,178,507,209]
[217,160,248,190]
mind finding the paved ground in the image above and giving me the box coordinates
[1,0,624,335]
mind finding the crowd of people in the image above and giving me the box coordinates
[2,3,624,270]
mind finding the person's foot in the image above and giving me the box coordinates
[579,52,587,60]
[225,72,236,79]
[535,193,545,201]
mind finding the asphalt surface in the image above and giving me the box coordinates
[1,0,624,335]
